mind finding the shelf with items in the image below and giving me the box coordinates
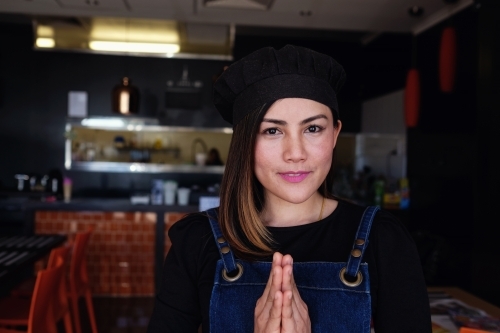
[64,117,232,173]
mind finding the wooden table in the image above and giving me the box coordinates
[0,234,67,294]
[428,286,500,318]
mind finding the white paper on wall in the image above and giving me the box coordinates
[68,91,88,117]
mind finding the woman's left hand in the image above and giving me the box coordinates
[280,255,311,333]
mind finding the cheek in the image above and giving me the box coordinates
[254,144,273,174]
[310,136,336,164]
[254,139,276,166]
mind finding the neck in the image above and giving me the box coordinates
[260,192,325,227]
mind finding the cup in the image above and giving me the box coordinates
[195,152,207,166]
[151,179,164,205]
[177,187,191,206]
[164,180,178,205]
[63,177,72,203]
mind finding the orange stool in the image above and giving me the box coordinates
[0,256,66,333]
[67,230,98,333]
[0,245,72,333]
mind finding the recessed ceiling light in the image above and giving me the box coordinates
[36,38,55,48]
[408,6,424,17]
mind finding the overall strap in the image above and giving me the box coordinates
[345,205,380,277]
[206,208,238,273]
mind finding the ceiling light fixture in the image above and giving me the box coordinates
[89,41,180,54]
[32,17,233,60]
[36,38,55,48]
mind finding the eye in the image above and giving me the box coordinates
[263,127,280,135]
[306,125,323,133]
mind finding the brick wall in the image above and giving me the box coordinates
[35,211,186,296]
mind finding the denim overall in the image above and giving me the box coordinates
[206,206,379,333]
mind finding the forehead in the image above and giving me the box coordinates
[264,98,332,119]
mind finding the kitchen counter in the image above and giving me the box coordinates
[32,199,199,213]
[0,197,200,213]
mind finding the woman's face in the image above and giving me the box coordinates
[254,98,342,205]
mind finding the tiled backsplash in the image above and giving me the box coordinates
[35,211,187,296]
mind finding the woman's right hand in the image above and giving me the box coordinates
[255,252,284,333]
[254,253,311,333]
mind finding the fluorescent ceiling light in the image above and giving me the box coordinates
[81,118,125,128]
[90,18,179,44]
[89,41,180,54]
[36,38,55,48]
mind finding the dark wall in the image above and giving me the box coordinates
[473,0,500,306]
[405,3,500,306]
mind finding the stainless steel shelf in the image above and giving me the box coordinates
[68,161,225,174]
[64,118,232,174]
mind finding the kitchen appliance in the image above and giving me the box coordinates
[14,174,29,192]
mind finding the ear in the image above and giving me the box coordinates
[332,120,342,148]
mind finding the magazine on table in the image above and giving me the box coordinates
[429,296,500,333]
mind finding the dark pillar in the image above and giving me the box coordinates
[155,211,165,294]
[472,0,500,305]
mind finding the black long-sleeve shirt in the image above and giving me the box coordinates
[147,200,432,333]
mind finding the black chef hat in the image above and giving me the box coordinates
[213,44,346,126]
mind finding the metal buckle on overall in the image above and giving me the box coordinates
[222,262,244,282]
[339,267,363,287]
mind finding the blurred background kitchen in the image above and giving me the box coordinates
[1,0,499,332]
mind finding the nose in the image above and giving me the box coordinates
[282,134,306,162]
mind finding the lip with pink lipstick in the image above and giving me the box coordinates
[278,171,311,183]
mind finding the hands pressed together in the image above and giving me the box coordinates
[254,252,311,333]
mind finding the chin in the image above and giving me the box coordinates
[270,189,319,205]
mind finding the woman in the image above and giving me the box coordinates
[147,45,432,333]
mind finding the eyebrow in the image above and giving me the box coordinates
[261,114,328,126]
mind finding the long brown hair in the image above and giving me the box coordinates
[218,102,340,260]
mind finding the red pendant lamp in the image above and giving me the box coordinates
[404,68,420,128]
[404,36,420,128]
[438,25,457,93]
